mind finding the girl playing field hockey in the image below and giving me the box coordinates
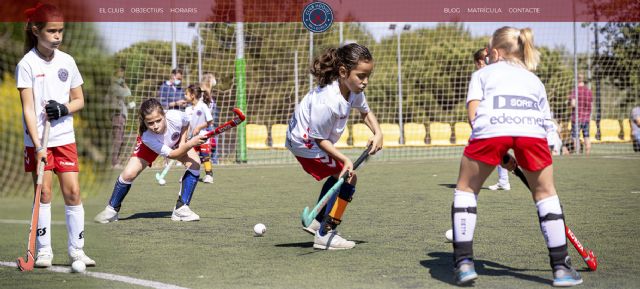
[94,98,208,223]
[450,27,582,286]
[184,84,215,183]
[287,43,383,250]
[16,3,95,268]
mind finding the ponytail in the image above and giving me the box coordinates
[310,43,373,87]
[138,98,164,135]
[23,3,63,55]
[518,28,540,71]
[490,26,540,72]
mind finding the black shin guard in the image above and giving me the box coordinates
[451,203,477,265]
[549,244,570,268]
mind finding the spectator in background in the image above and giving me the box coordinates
[631,105,640,152]
[109,66,132,169]
[158,68,186,110]
[568,73,593,155]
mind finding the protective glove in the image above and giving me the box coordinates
[45,100,69,120]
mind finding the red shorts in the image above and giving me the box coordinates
[464,136,552,172]
[295,155,344,181]
[195,143,211,155]
[132,136,159,166]
[24,143,79,173]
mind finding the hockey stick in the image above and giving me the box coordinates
[503,154,598,271]
[300,145,372,227]
[204,108,246,139]
[17,121,51,271]
[156,159,176,182]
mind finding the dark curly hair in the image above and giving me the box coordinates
[310,43,373,87]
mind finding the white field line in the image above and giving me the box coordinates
[0,261,189,289]
[0,219,69,226]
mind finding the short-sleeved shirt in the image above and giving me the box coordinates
[631,106,640,137]
[140,110,190,158]
[467,61,552,140]
[185,99,213,136]
[569,85,593,122]
[16,48,83,147]
[287,80,370,158]
[157,81,184,110]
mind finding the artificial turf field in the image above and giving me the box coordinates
[1,155,639,289]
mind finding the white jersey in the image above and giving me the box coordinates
[16,48,83,147]
[185,99,213,136]
[467,61,552,140]
[546,121,562,155]
[287,80,370,158]
[141,110,189,157]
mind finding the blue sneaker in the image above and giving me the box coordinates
[454,259,478,285]
[552,265,583,287]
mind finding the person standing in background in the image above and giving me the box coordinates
[109,66,131,169]
[158,68,186,110]
[568,73,593,155]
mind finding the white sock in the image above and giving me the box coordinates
[536,195,567,248]
[497,166,510,185]
[453,190,477,242]
[65,204,85,252]
[36,203,51,251]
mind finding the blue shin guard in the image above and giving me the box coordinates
[108,176,132,212]
[176,169,199,208]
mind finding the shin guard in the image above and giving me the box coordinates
[108,176,132,212]
[451,190,477,265]
[176,169,199,208]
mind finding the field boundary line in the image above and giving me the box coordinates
[0,261,190,289]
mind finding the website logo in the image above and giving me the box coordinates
[494,95,539,111]
[302,1,334,33]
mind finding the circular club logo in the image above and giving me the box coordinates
[302,1,333,33]
[196,110,203,116]
[58,68,69,82]
[171,132,180,141]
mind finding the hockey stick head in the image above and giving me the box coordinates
[585,250,598,271]
[232,108,246,121]
[17,253,35,271]
[301,207,312,227]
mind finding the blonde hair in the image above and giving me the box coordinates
[490,26,540,71]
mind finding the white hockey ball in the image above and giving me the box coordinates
[445,229,453,242]
[253,223,266,236]
[158,179,166,186]
[71,260,86,273]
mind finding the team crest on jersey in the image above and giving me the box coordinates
[302,1,333,33]
[171,132,180,141]
[58,68,69,82]
[196,110,203,116]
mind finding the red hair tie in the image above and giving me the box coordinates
[24,2,44,21]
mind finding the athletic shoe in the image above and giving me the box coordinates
[69,248,96,266]
[35,247,53,268]
[171,205,200,221]
[553,265,583,287]
[94,206,118,223]
[488,183,511,191]
[302,219,321,235]
[313,230,355,250]
[454,259,478,285]
[202,175,214,183]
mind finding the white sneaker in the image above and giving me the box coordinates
[313,230,356,250]
[69,248,96,267]
[94,206,118,223]
[35,247,53,268]
[302,219,321,236]
[202,175,214,183]
[488,183,511,191]
[171,205,200,221]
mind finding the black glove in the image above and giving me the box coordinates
[45,100,69,120]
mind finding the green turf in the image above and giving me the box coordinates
[1,155,639,288]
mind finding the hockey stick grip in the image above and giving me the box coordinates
[205,108,246,138]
